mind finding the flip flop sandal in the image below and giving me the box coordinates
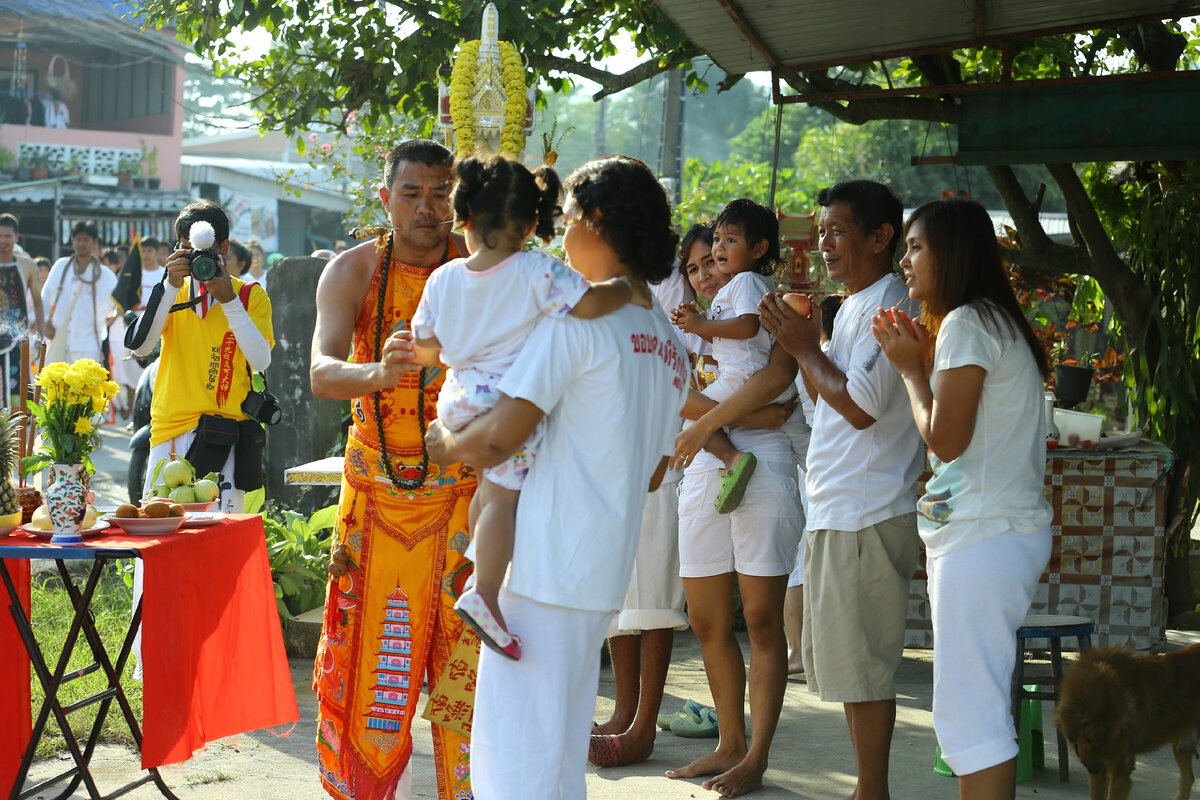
[454,589,522,660]
[657,698,707,731]
[670,705,719,738]
[714,452,757,514]
[588,734,627,767]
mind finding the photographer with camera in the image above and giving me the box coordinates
[129,199,275,513]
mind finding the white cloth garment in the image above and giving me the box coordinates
[41,257,117,364]
[411,250,590,376]
[918,302,1053,557]
[497,299,689,612]
[608,481,688,636]
[804,273,924,532]
[707,271,775,383]
[471,587,613,800]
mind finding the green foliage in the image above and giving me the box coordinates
[133,0,696,137]
[677,157,809,228]
[262,502,337,619]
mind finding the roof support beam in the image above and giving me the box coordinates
[714,0,780,69]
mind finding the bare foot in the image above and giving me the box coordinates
[592,716,633,736]
[665,749,745,780]
[786,654,805,676]
[703,757,766,797]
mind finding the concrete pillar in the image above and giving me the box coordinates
[263,255,341,512]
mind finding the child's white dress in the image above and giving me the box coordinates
[412,250,590,488]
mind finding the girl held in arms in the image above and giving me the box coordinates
[411,156,651,659]
[872,198,1052,800]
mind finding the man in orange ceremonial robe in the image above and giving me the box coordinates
[310,139,475,800]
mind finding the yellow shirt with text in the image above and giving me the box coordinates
[149,277,274,446]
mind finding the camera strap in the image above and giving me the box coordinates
[125,280,258,351]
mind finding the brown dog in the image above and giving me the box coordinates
[1054,643,1200,800]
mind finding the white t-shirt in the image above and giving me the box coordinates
[650,271,688,485]
[412,250,590,376]
[499,301,689,612]
[42,257,117,355]
[140,266,165,305]
[918,302,1052,556]
[805,273,924,532]
[709,271,774,384]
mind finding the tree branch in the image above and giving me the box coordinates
[783,72,956,125]
[986,164,1091,278]
[524,49,699,100]
[381,0,470,39]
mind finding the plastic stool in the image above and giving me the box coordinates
[1012,614,1094,783]
[933,689,1044,781]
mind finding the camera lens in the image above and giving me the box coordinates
[191,252,220,282]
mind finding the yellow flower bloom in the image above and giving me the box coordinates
[74,417,94,435]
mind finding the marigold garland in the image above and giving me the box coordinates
[448,38,528,160]
[449,40,480,160]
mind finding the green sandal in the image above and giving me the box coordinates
[657,698,706,731]
[714,452,757,514]
[670,705,719,738]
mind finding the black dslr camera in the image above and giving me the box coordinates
[188,249,222,282]
[242,387,282,426]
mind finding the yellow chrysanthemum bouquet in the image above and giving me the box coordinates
[22,358,120,475]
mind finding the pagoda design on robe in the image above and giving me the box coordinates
[365,585,413,732]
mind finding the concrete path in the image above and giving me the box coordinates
[20,425,1197,798]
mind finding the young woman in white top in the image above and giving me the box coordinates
[872,197,1053,800]
[411,156,650,660]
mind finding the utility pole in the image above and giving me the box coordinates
[660,69,685,206]
[593,96,607,157]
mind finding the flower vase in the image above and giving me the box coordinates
[47,463,88,544]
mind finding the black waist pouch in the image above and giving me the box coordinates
[234,418,266,491]
[184,414,240,480]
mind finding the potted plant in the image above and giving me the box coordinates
[116,155,139,190]
[1053,348,1096,409]
[65,151,85,177]
[0,146,14,180]
[133,139,149,189]
[28,151,50,181]
[146,146,160,190]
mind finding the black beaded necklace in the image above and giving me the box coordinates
[369,232,447,490]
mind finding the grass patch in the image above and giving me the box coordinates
[184,768,233,786]
[28,562,142,760]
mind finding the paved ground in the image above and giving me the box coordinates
[19,426,1200,799]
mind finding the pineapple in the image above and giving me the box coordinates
[0,410,22,528]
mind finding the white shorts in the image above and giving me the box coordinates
[788,466,808,587]
[608,481,688,637]
[437,366,544,491]
[678,461,803,578]
[706,374,810,469]
[929,527,1051,775]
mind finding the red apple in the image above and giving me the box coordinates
[782,292,812,317]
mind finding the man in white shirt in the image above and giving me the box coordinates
[425,155,689,800]
[41,220,116,365]
[760,180,924,800]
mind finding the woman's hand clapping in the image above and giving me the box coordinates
[870,306,931,380]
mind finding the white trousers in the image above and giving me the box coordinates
[928,527,1051,775]
[471,587,613,800]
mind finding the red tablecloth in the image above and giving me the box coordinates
[0,515,298,790]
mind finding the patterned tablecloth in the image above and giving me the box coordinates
[906,445,1173,651]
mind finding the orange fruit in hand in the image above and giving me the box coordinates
[782,293,812,317]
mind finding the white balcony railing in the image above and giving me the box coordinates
[17,142,140,174]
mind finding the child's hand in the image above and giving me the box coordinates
[871,306,930,379]
[671,302,707,336]
[671,422,714,471]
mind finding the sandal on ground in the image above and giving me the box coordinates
[657,698,707,731]
[670,705,718,738]
[714,452,757,514]
[454,589,522,660]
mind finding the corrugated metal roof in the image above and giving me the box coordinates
[0,182,190,212]
[0,0,183,62]
[654,0,1200,74]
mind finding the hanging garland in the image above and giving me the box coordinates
[497,42,526,159]
[447,39,527,160]
[448,40,480,160]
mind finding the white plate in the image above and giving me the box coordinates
[140,499,217,512]
[103,515,187,536]
[184,512,226,527]
[20,520,111,540]
[0,524,18,537]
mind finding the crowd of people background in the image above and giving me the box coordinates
[5,133,1054,800]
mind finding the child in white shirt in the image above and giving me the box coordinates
[412,156,650,659]
[672,198,807,512]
